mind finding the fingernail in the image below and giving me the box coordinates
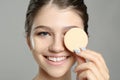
[74,49,81,54]
[81,47,86,51]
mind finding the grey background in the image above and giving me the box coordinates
[0,0,119,80]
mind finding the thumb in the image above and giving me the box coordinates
[74,48,87,65]
[76,56,86,65]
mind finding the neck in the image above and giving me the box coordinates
[33,68,71,80]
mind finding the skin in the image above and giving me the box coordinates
[27,4,109,80]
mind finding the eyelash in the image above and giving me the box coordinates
[36,32,50,37]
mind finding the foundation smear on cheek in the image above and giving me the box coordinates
[31,36,35,49]
[30,31,35,49]
[64,28,88,54]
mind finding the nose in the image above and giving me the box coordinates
[49,36,65,53]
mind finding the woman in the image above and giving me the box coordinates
[25,0,110,80]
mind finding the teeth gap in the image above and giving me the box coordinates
[67,56,70,58]
[44,56,47,58]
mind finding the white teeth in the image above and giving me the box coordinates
[47,56,67,62]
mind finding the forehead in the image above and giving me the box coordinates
[32,4,84,29]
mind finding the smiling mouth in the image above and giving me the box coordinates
[44,56,70,62]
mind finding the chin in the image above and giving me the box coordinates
[46,68,70,78]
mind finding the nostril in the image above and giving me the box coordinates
[49,45,65,53]
[49,40,65,53]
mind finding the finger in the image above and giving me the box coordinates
[78,70,97,80]
[74,49,86,64]
[77,49,109,79]
[74,56,86,73]
[75,62,104,80]
[77,50,109,78]
[86,50,109,77]
[76,56,86,65]
[86,49,109,72]
[74,48,87,65]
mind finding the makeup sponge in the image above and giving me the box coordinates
[64,28,88,53]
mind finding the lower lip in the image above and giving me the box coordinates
[44,57,69,66]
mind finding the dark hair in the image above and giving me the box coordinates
[25,0,89,37]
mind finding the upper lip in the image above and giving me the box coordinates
[43,54,70,57]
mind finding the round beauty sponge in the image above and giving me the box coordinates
[64,28,88,53]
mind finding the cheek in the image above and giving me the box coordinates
[31,38,52,63]
[33,37,52,51]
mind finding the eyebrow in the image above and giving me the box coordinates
[63,26,79,31]
[33,25,79,31]
[33,25,52,31]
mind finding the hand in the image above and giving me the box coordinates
[74,49,110,80]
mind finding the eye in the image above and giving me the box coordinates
[37,32,50,37]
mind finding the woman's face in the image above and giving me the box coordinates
[28,4,84,78]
